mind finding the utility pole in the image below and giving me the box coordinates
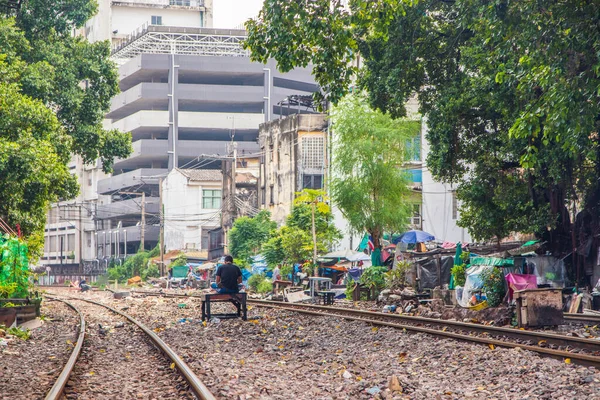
[78,205,83,273]
[141,192,146,252]
[159,177,165,276]
[119,191,146,252]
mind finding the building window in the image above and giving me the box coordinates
[67,234,75,252]
[452,191,458,220]
[302,174,323,190]
[49,236,57,252]
[170,0,191,5]
[411,204,421,228]
[201,229,209,250]
[151,15,163,25]
[202,189,221,209]
[301,136,325,170]
[406,135,421,162]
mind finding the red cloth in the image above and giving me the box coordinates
[505,273,537,301]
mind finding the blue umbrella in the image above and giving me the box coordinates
[392,230,435,244]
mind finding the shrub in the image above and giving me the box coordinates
[247,273,265,292]
[385,261,411,289]
[451,263,467,287]
[171,253,187,267]
[142,263,160,280]
[280,264,293,280]
[360,266,387,297]
[257,279,273,294]
[345,278,356,299]
[481,267,506,307]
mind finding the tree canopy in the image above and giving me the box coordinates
[1,1,132,255]
[262,190,341,268]
[330,94,418,248]
[246,1,600,261]
[229,210,277,264]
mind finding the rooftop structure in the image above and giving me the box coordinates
[112,25,247,64]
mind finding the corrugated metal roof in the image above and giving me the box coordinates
[178,169,223,182]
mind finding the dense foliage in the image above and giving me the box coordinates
[1,2,131,257]
[245,1,600,263]
[229,210,277,264]
[330,94,417,248]
[107,245,160,283]
[360,265,388,297]
[262,190,341,269]
[481,267,507,308]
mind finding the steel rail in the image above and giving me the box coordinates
[127,290,600,363]
[247,299,600,352]
[129,291,600,352]
[44,296,86,400]
[50,294,216,400]
[248,301,600,367]
[564,313,600,325]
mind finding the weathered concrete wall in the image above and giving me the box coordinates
[259,114,327,225]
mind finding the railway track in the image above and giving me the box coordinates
[564,312,600,325]
[129,289,600,368]
[44,294,215,400]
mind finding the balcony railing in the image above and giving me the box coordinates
[113,0,203,7]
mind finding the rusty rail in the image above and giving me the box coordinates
[47,294,216,400]
[44,297,86,400]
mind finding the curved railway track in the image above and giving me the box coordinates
[44,294,216,400]
[129,289,600,368]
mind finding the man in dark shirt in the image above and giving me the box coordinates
[212,255,243,294]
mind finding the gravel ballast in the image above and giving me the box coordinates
[61,297,196,399]
[0,299,79,399]
[55,290,600,400]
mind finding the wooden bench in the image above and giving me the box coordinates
[201,292,247,321]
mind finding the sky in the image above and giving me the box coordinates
[213,0,264,29]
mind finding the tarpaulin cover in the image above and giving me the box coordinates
[525,256,567,287]
[456,265,493,307]
[416,256,453,289]
[470,257,514,267]
[241,268,253,282]
[0,234,30,298]
[505,273,537,302]
[348,268,363,281]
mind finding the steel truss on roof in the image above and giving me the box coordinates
[111,25,249,63]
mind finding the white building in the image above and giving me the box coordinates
[421,118,472,244]
[85,0,213,45]
[162,168,222,251]
[41,156,111,278]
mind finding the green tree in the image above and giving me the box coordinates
[330,94,418,248]
[246,1,600,261]
[262,234,285,267]
[279,226,313,266]
[1,3,131,257]
[229,210,277,263]
[293,189,340,266]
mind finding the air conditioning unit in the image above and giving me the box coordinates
[185,243,197,250]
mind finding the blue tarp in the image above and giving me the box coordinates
[348,268,363,281]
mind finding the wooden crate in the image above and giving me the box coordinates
[514,288,563,327]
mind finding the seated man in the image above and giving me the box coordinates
[211,255,243,294]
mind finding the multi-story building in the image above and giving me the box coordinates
[92,27,318,258]
[41,157,110,282]
[258,113,328,225]
[84,0,213,45]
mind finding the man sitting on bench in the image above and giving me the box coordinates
[211,255,243,294]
